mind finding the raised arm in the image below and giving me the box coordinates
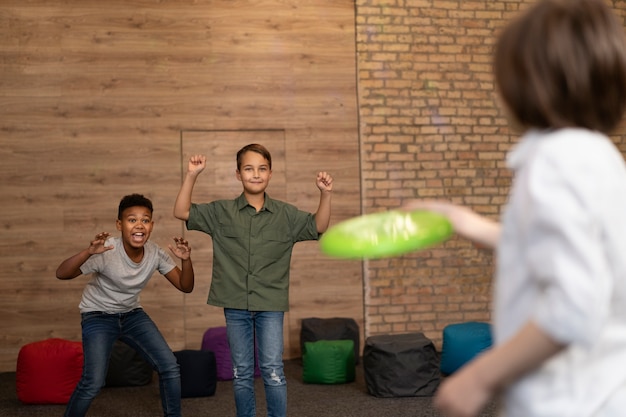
[56,232,113,280]
[314,171,333,233]
[173,155,206,221]
[402,200,501,249]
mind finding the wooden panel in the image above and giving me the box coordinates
[0,0,360,371]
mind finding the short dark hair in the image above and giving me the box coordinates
[494,0,626,133]
[118,194,153,220]
[236,143,272,170]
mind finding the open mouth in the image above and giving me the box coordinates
[131,232,145,243]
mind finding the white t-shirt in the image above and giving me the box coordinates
[496,128,626,417]
[78,237,176,313]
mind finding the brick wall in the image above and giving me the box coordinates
[354,0,626,349]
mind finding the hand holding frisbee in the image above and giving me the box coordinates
[319,210,453,259]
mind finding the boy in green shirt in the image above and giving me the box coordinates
[173,143,333,417]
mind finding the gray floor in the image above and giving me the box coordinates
[1,359,501,417]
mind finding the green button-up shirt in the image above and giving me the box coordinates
[187,193,319,311]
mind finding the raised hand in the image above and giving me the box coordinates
[168,237,191,260]
[401,199,500,249]
[316,171,333,192]
[88,232,114,254]
[188,155,207,176]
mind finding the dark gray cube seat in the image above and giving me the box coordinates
[363,332,440,397]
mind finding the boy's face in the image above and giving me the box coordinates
[116,206,154,250]
[236,150,272,195]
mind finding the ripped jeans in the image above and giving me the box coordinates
[224,309,286,417]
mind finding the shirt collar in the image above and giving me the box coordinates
[506,128,599,172]
[235,192,276,213]
[506,129,542,172]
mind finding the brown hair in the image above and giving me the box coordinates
[236,143,272,170]
[494,0,626,133]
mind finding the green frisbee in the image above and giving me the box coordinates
[319,210,454,259]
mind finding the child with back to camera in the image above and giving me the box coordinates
[56,193,194,417]
[404,1,626,416]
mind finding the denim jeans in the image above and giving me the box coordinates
[64,308,181,417]
[224,308,286,417]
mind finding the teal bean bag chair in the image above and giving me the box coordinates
[440,321,492,375]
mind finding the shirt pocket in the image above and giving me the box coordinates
[221,226,241,238]
[219,225,249,258]
[256,230,292,260]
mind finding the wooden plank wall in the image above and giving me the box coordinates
[0,0,362,372]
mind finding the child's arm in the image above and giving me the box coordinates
[313,171,333,233]
[164,237,195,293]
[56,232,114,280]
[402,200,501,248]
[173,154,207,221]
[434,321,565,417]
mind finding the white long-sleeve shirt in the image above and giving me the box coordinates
[496,128,626,417]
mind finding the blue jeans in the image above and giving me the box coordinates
[64,308,181,417]
[224,309,286,417]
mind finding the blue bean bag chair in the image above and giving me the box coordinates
[440,321,492,375]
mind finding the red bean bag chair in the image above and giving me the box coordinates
[16,338,83,404]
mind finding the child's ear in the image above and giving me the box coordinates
[116,219,122,231]
[235,169,242,181]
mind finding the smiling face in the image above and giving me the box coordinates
[116,205,154,253]
[236,150,272,196]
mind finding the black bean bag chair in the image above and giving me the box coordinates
[363,333,440,397]
[105,340,153,387]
